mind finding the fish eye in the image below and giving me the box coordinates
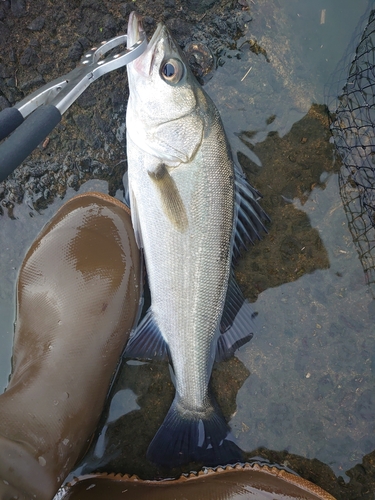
[161,58,184,84]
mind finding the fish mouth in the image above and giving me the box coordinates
[127,11,166,49]
[127,12,143,48]
[127,12,170,76]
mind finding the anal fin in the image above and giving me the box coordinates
[216,272,255,362]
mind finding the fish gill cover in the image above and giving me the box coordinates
[328,8,375,293]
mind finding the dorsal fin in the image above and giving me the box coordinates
[232,163,270,263]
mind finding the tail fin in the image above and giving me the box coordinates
[147,396,244,468]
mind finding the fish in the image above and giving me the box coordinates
[57,463,337,500]
[124,12,269,467]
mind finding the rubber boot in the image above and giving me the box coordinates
[0,192,142,500]
[57,463,337,500]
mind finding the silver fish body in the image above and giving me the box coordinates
[125,13,268,467]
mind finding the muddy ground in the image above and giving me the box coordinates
[0,0,251,214]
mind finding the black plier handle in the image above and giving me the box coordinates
[0,31,146,182]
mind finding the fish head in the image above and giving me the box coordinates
[127,12,198,122]
[126,12,206,164]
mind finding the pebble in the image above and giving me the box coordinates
[20,46,40,67]
[10,0,26,18]
[28,16,45,31]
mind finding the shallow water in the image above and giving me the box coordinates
[1,0,374,498]
[204,0,375,477]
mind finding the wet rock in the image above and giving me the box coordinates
[211,16,228,35]
[166,18,192,39]
[8,48,16,63]
[0,96,10,111]
[73,113,95,143]
[94,113,116,144]
[102,14,117,37]
[110,89,126,113]
[20,46,40,67]
[0,63,11,79]
[91,160,110,176]
[53,10,67,24]
[77,87,97,109]
[78,8,110,39]
[4,74,16,90]
[184,42,214,83]
[79,158,92,173]
[143,16,155,28]
[73,114,102,149]
[10,0,26,17]
[28,16,45,31]
[119,3,133,18]
[0,4,8,21]
[37,62,55,75]
[68,41,84,62]
[20,74,45,92]
[6,184,23,204]
[81,0,106,12]
[0,22,10,49]
[32,191,46,209]
[29,38,40,48]
[186,0,218,13]
[67,174,79,189]
[235,10,252,29]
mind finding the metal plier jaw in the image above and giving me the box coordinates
[0,30,147,182]
[15,33,147,118]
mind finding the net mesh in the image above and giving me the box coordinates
[329,8,375,289]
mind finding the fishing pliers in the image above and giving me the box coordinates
[0,30,146,182]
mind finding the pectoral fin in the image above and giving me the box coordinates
[148,164,188,232]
